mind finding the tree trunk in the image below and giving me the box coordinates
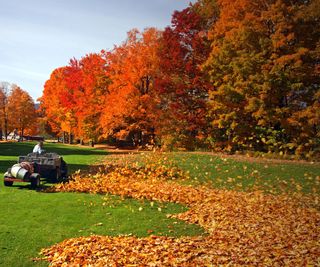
[21,128,24,141]
[68,132,72,144]
[4,116,8,140]
[63,131,67,144]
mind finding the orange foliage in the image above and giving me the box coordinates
[40,67,76,137]
[39,0,319,155]
[100,28,161,142]
[7,85,38,136]
[40,53,109,141]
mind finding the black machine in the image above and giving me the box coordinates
[4,152,68,188]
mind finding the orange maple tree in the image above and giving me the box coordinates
[100,28,161,145]
[39,0,319,157]
[40,67,77,142]
[203,0,320,155]
[40,53,109,143]
[7,85,38,137]
[73,54,109,142]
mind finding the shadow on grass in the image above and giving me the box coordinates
[0,160,17,172]
[46,147,108,156]
[0,142,109,156]
[0,142,145,159]
[0,142,35,156]
[10,183,52,191]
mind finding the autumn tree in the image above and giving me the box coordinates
[38,0,319,156]
[40,66,77,143]
[40,68,63,138]
[7,85,38,138]
[281,0,320,156]
[204,0,320,155]
[157,1,218,150]
[100,28,161,146]
[40,53,110,143]
[74,53,109,142]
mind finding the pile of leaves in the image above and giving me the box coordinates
[52,165,205,205]
[39,165,320,266]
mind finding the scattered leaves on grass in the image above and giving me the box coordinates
[38,164,320,266]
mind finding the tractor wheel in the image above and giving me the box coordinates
[4,180,13,186]
[55,167,62,182]
[30,174,41,189]
[48,168,59,182]
[60,159,68,180]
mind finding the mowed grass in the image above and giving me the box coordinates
[169,153,320,194]
[1,142,319,266]
[0,142,204,267]
[107,151,320,195]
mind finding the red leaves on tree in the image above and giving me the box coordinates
[40,53,109,141]
[156,4,215,148]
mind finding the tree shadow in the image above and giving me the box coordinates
[0,142,109,156]
[46,146,109,156]
[0,142,35,156]
[11,183,52,191]
[0,160,17,172]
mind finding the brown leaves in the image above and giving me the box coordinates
[40,235,208,266]
[39,165,320,266]
[52,165,206,205]
[173,191,320,265]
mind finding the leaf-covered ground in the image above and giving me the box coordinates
[38,164,319,266]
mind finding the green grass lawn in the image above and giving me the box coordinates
[1,142,319,266]
[169,153,320,194]
[116,151,320,195]
[0,142,203,267]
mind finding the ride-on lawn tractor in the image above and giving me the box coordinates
[4,152,68,188]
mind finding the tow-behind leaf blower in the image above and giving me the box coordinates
[4,161,40,188]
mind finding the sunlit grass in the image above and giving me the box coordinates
[0,142,204,266]
[105,151,320,195]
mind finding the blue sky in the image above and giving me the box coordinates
[0,0,193,102]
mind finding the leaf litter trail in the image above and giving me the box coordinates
[39,165,319,266]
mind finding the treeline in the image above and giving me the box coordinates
[0,82,38,140]
[40,0,320,158]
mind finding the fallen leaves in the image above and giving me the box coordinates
[39,235,208,266]
[51,165,206,205]
[38,164,320,266]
